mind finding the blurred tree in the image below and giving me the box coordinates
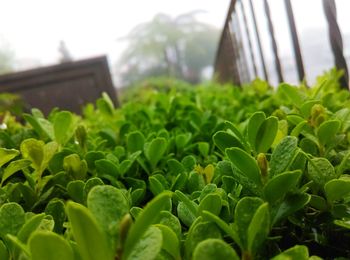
[58,40,73,63]
[117,12,220,85]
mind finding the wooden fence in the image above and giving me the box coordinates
[0,56,118,114]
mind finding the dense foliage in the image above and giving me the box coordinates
[0,70,349,259]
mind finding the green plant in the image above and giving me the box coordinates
[0,72,349,259]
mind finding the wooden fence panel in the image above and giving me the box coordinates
[0,56,118,114]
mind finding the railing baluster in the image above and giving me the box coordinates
[323,0,349,89]
[248,0,269,81]
[263,0,284,83]
[232,10,250,83]
[284,0,306,84]
[226,23,242,85]
[239,0,258,78]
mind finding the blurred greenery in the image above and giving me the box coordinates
[117,12,220,86]
[0,93,24,117]
[0,42,14,75]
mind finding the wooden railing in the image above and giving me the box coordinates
[214,0,349,89]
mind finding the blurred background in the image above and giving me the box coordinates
[1,0,350,88]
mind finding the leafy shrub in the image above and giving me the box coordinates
[0,72,349,259]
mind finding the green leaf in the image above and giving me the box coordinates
[198,142,210,157]
[271,245,309,260]
[95,159,120,179]
[45,199,66,233]
[67,180,85,204]
[24,111,54,140]
[185,220,222,259]
[66,201,113,260]
[225,121,247,145]
[286,114,305,126]
[17,213,45,243]
[48,149,74,173]
[269,136,299,177]
[187,171,205,192]
[0,148,19,168]
[158,211,182,239]
[175,133,192,150]
[0,239,9,260]
[83,177,104,201]
[0,203,25,237]
[54,111,76,145]
[167,159,186,176]
[149,176,165,196]
[324,178,350,202]
[226,147,262,186]
[272,193,310,225]
[127,131,145,153]
[123,191,172,260]
[20,139,58,178]
[96,95,114,117]
[170,172,187,191]
[247,112,266,151]
[234,197,264,250]
[213,131,244,153]
[177,201,197,227]
[255,116,278,153]
[182,155,196,172]
[20,138,44,172]
[272,119,288,148]
[154,224,180,260]
[192,239,239,260]
[300,100,321,118]
[198,193,222,216]
[307,158,337,187]
[85,151,105,171]
[5,234,29,258]
[43,141,59,165]
[37,118,55,140]
[87,185,129,250]
[144,137,167,170]
[63,154,87,180]
[290,120,308,137]
[309,195,328,211]
[75,125,87,149]
[126,226,162,260]
[334,219,350,229]
[264,170,302,204]
[299,138,318,156]
[247,203,270,253]
[29,231,74,260]
[201,210,240,245]
[1,159,31,185]
[279,83,304,107]
[317,120,341,146]
[175,190,198,218]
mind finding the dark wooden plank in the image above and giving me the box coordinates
[232,9,250,82]
[0,56,118,114]
[239,0,258,78]
[284,0,306,84]
[323,0,349,89]
[248,0,269,81]
[263,0,284,83]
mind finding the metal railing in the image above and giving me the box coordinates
[214,0,349,89]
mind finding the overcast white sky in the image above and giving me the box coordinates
[0,0,230,69]
[1,0,350,85]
